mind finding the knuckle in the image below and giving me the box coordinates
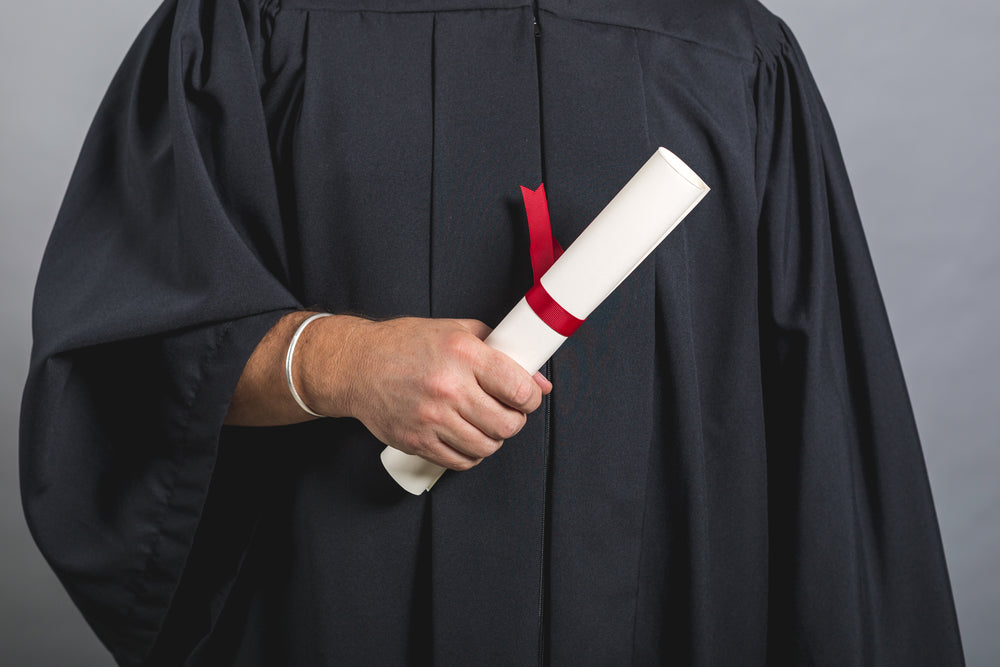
[425,371,462,402]
[450,457,480,472]
[510,378,537,409]
[397,432,425,456]
[472,437,502,458]
[414,402,442,427]
[499,413,526,439]
[445,330,477,360]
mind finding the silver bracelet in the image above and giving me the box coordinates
[285,313,333,418]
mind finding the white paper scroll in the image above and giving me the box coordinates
[381,147,710,494]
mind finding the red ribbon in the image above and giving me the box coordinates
[519,184,585,337]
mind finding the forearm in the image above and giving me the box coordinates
[223,310,550,470]
[224,311,368,426]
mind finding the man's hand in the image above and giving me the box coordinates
[301,316,551,471]
[226,312,551,472]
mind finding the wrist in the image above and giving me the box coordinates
[294,313,372,419]
[285,313,333,417]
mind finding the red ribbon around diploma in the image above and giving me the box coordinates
[520,184,585,337]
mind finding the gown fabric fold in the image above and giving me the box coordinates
[21,0,964,664]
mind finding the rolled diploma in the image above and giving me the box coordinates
[381,147,710,495]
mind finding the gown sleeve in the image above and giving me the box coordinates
[752,14,965,665]
[20,0,300,663]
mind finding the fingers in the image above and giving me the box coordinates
[421,348,529,447]
[533,371,553,395]
[473,348,543,413]
[395,412,502,471]
[348,316,552,473]
[446,319,545,412]
[457,395,528,442]
[426,442,484,472]
[437,411,504,462]
[397,434,484,472]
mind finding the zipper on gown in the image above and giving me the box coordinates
[531,6,551,666]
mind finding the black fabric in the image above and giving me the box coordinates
[21,0,964,664]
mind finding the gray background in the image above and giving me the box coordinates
[1,0,996,664]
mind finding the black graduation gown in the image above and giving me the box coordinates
[21,0,964,664]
